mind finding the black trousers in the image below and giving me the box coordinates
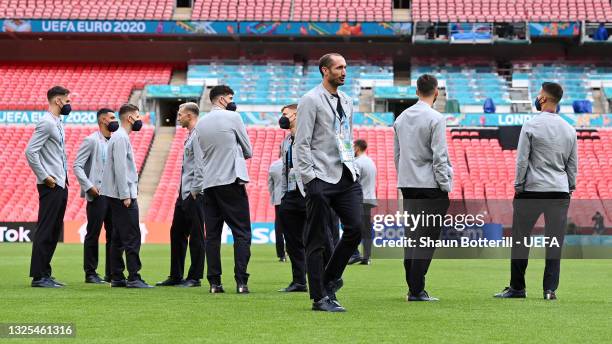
[274,205,286,258]
[361,204,375,261]
[400,187,450,295]
[510,192,570,292]
[279,191,308,285]
[304,167,363,301]
[109,198,142,281]
[84,195,114,278]
[30,184,68,279]
[203,182,251,285]
[169,194,206,281]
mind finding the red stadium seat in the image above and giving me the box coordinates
[0,125,154,222]
[0,63,172,111]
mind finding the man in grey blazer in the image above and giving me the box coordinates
[350,139,377,266]
[100,103,152,288]
[295,53,364,312]
[157,102,206,288]
[196,85,253,294]
[73,108,122,284]
[495,82,577,301]
[394,74,452,301]
[268,154,287,262]
[25,86,72,288]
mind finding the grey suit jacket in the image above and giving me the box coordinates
[181,129,205,200]
[295,83,357,196]
[515,112,578,193]
[195,106,252,189]
[280,134,305,196]
[393,100,453,192]
[267,159,283,206]
[73,131,109,201]
[100,126,138,200]
[354,154,377,206]
[25,112,68,188]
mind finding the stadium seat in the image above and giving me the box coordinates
[0,125,154,222]
[0,63,172,110]
[0,0,174,20]
[411,0,612,22]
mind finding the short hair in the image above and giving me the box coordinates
[209,85,234,102]
[47,86,70,102]
[281,104,298,113]
[118,103,139,118]
[417,74,438,97]
[541,82,564,104]
[179,102,200,116]
[318,53,343,77]
[96,108,114,119]
[354,139,367,152]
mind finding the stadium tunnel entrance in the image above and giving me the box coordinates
[147,97,200,127]
[388,99,418,120]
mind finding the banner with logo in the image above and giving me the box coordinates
[1,19,411,37]
[529,22,581,37]
[445,113,612,127]
[61,221,279,244]
[0,222,41,243]
[0,110,156,125]
[145,85,203,98]
[239,21,412,36]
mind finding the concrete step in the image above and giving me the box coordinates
[170,70,187,85]
[393,9,411,22]
[138,126,176,221]
[173,7,192,21]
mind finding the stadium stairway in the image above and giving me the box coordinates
[138,127,176,221]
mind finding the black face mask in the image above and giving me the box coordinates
[59,103,72,116]
[107,121,119,132]
[226,102,237,112]
[534,96,542,111]
[132,119,143,132]
[279,116,290,129]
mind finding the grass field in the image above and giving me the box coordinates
[1,244,611,343]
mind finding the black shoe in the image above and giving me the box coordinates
[49,277,66,287]
[126,279,154,289]
[156,278,184,286]
[178,279,201,288]
[237,284,250,294]
[348,255,362,265]
[31,277,61,288]
[360,259,371,265]
[325,278,344,301]
[85,274,106,284]
[278,282,308,292]
[110,279,127,288]
[494,287,526,298]
[407,290,439,301]
[209,284,225,293]
[279,256,287,262]
[312,296,346,312]
[103,276,111,283]
[544,290,557,300]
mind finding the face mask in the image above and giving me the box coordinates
[107,121,119,132]
[226,102,237,112]
[279,116,290,129]
[59,102,72,116]
[131,119,143,132]
[534,96,542,111]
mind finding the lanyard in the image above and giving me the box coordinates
[56,119,67,173]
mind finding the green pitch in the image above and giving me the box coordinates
[1,244,610,343]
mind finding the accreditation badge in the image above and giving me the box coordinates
[335,118,354,163]
[288,168,297,191]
